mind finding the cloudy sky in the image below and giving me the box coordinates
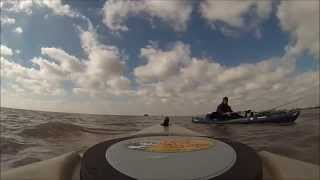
[1,0,319,115]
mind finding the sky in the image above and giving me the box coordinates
[1,0,319,115]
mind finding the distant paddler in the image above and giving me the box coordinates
[161,116,170,127]
[207,96,242,120]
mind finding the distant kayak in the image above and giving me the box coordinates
[192,110,300,124]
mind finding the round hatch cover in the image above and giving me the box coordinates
[106,136,236,180]
[80,135,262,180]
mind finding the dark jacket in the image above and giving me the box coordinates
[216,103,233,114]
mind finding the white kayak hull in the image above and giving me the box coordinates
[2,124,319,180]
[259,151,319,180]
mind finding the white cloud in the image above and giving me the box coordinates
[86,46,124,78]
[107,76,131,91]
[1,23,131,100]
[1,1,319,115]
[3,37,316,115]
[15,49,21,54]
[17,0,33,14]
[2,39,318,115]
[35,0,80,18]
[277,0,319,58]
[1,44,13,57]
[76,27,128,93]
[134,42,191,83]
[1,56,65,96]
[41,47,84,73]
[1,0,81,18]
[0,0,33,14]
[102,0,192,32]
[1,57,30,79]
[31,57,66,79]
[1,46,74,98]
[14,27,23,34]
[1,16,16,25]
[199,0,272,35]
[131,41,317,115]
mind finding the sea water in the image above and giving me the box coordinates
[0,107,319,171]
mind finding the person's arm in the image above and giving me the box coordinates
[216,104,223,114]
[229,105,233,112]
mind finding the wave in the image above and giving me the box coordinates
[20,121,84,139]
[12,157,41,168]
[0,137,32,154]
[81,127,138,135]
[19,121,138,139]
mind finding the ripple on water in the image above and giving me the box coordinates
[0,137,33,154]
[1,107,319,170]
[12,157,41,168]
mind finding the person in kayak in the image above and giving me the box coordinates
[216,97,243,120]
[206,97,241,120]
[216,96,233,115]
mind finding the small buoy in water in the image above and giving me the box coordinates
[161,116,170,127]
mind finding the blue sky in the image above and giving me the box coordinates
[2,1,291,67]
[1,0,319,115]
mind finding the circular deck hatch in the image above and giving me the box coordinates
[81,135,262,180]
[106,136,236,180]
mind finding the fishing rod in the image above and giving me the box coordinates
[268,83,319,111]
[233,82,319,113]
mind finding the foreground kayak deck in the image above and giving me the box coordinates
[2,124,318,180]
[192,110,300,124]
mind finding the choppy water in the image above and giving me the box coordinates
[1,107,319,171]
